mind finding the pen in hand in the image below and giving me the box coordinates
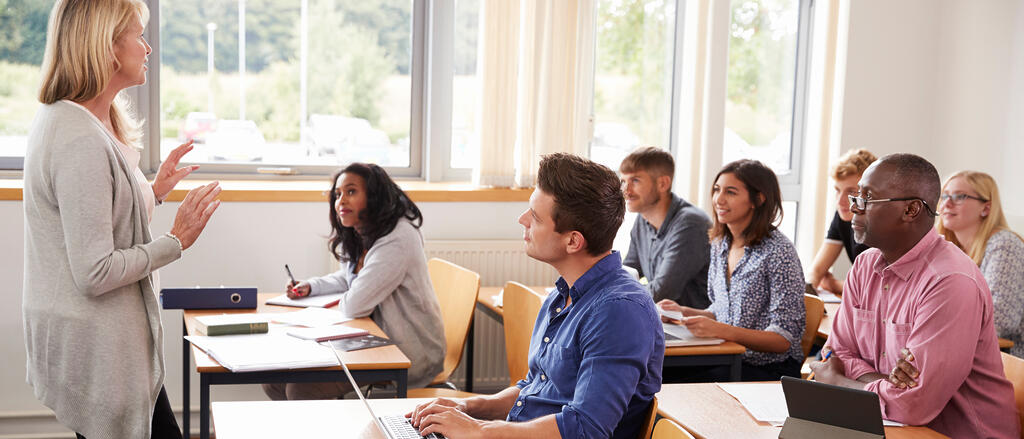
[807,349,833,381]
[285,264,297,290]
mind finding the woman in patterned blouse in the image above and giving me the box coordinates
[936,171,1024,358]
[660,159,806,380]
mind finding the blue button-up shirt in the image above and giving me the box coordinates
[507,252,664,439]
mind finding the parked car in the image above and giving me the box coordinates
[179,112,217,144]
[205,119,266,162]
[309,114,392,164]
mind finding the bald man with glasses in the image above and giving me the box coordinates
[808,153,1019,438]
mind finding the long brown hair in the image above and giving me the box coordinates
[709,159,782,246]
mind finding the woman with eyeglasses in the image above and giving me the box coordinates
[936,171,1024,357]
[659,159,806,381]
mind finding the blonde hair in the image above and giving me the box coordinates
[936,171,1024,265]
[830,148,877,181]
[39,0,149,148]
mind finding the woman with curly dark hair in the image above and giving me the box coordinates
[262,163,445,400]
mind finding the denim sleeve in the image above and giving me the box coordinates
[554,298,660,439]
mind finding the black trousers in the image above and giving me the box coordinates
[664,356,803,383]
[76,386,182,439]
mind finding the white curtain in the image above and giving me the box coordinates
[475,0,595,188]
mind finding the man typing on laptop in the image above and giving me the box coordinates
[408,153,664,439]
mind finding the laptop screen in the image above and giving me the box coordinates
[781,376,885,435]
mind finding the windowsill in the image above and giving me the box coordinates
[0,179,531,202]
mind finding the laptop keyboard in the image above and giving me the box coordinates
[379,415,446,439]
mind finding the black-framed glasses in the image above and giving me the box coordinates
[939,193,988,205]
[848,194,938,217]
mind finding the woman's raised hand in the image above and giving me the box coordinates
[169,182,221,250]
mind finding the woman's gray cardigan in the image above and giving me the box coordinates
[22,101,181,438]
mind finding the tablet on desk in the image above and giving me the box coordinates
[779,376,885,439]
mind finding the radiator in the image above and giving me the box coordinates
[424,240,558,392]
[327,240,557,392]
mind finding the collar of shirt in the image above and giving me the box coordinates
[554,251,623,304]
[871,230,941,281]
[641,194,686,239]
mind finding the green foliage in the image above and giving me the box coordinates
[726,0,798,146]
[0,0,49,65]
[594,0,674,146]
[0,61,40,134]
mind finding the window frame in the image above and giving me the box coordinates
[778,0,815,243]
[139,0,429,179]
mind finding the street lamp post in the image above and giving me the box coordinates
[206,22,217,114]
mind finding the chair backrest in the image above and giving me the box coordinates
[802,294,826,358]
[1001,352,1024,438]
[426,258,481,386]
[651,418,696,439]
[637,397,658,439]
[502,281,546,386]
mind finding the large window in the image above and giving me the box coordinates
[158,0,416,173]
[590,0,679,171]
[724,0,812,242]
[449,0,479,170]
[0,0,49,169]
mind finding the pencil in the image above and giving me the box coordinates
[807,350,832,381]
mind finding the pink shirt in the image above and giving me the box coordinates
[829,230,1020,438]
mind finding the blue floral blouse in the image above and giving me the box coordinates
[981,229,1024,358]
[707,228,806,365]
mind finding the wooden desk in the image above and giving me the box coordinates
[656,383,948,439]
[182,293,411,439]
[817,302,1013,351]
[212,398,434,439]
[465,286,745,391]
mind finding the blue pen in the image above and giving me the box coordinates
[807,350,832,381]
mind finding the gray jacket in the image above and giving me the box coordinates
[624,194,712,308]
[308,219,446,388]
[23,101,181,438]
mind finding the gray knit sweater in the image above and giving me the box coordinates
[22,101,181,438]
[307,219,446,388]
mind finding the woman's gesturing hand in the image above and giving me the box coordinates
[169,182,221,250]
[152,139,200,202]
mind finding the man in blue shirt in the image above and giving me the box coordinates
[409,153,664,439]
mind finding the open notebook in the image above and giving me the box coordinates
[663,322,725,347]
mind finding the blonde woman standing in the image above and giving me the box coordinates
[937,171,1024,358]
[23,0,221,437]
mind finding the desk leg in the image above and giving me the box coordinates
[465,314,475,393]
[729,355,741,381]
[182,322,190,438]
[199,374,210,439]
[396,370,408,398]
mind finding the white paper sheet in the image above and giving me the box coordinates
[663,322,724,347]
[816,289,842,303]
[272,307,353,327]
[185,334,339,372]
[266,292,345,308]
[717,383,905,427]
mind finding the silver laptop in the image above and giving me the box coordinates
[322,341,446,439]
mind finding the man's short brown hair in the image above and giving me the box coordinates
[619,146,675,179]
[538,153,625,256]
[830,148,877,181]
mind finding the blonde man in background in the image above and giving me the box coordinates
[808,148,876,294]
[937,171,1024,357]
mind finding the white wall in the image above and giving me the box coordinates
[839,0,1024,217]
[0,200,527,437]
